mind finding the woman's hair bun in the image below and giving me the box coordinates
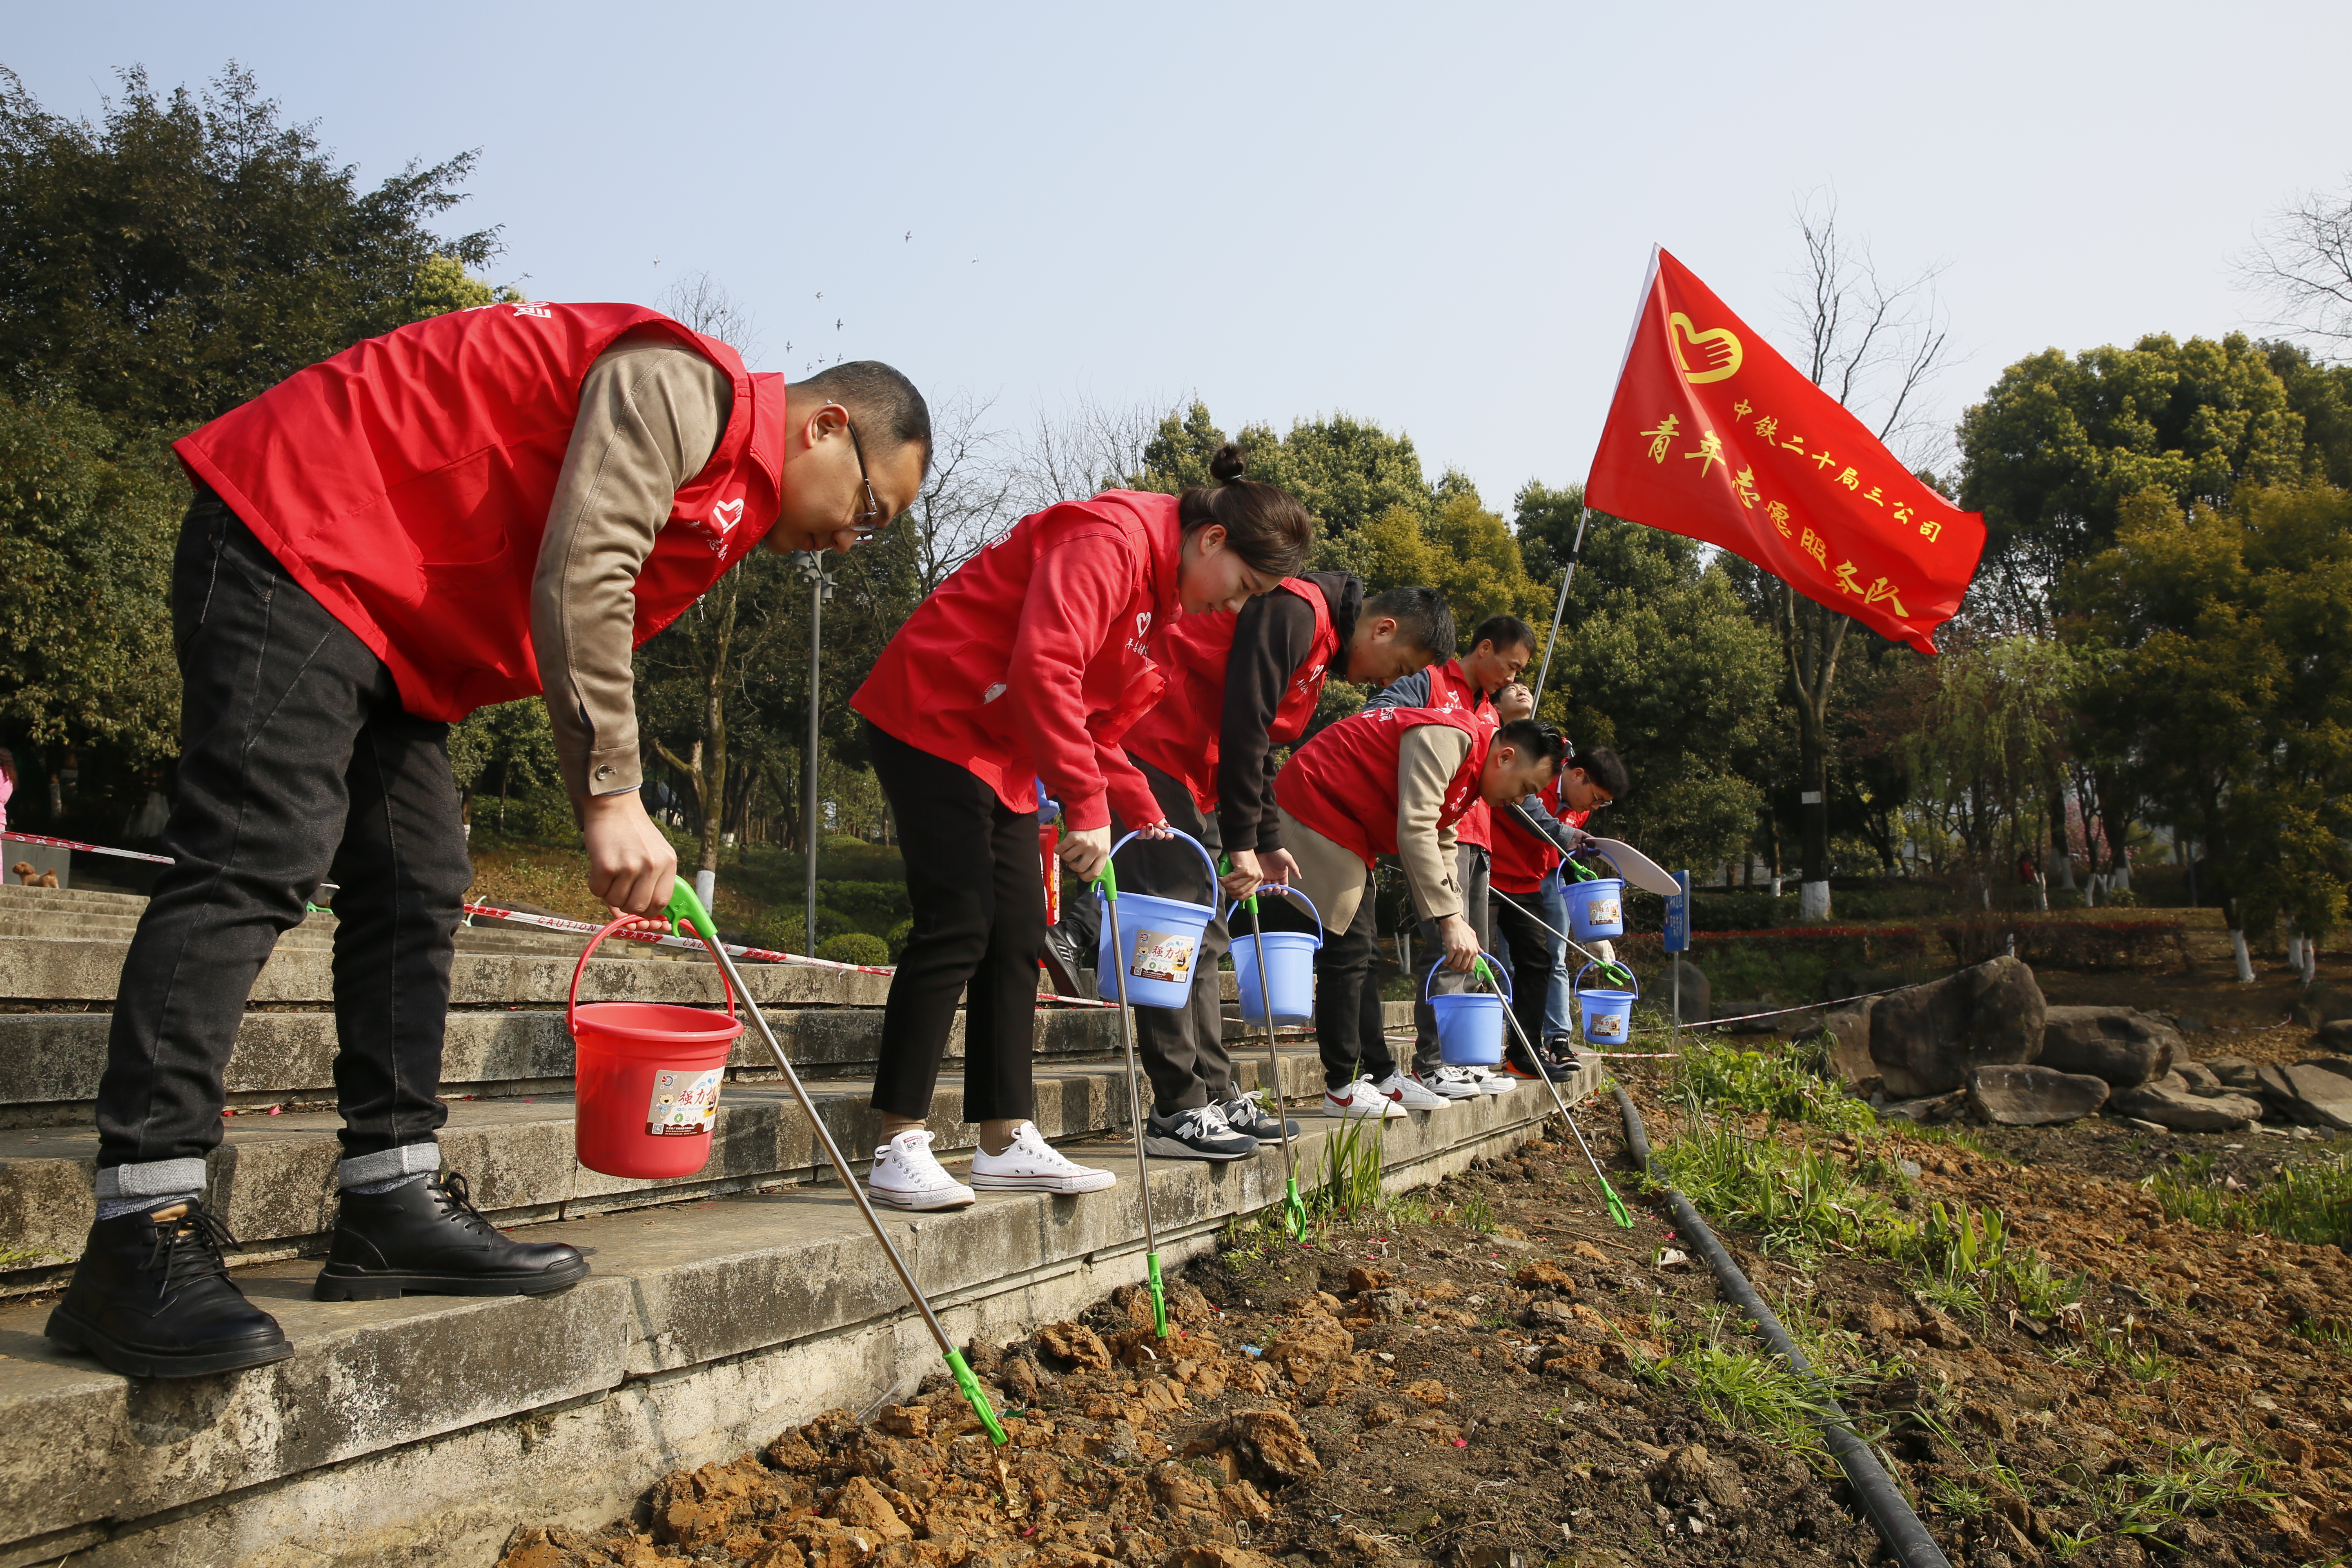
[1208,443,1248,483]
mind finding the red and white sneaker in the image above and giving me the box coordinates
[1323,1076,1410,1120]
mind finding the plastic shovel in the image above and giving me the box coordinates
[1091,858,1172,1339]
[1471,954,1634,1229]
[1226,860,1310,1241]
[662,879,1009,1440]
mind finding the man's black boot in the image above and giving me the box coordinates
[314,1171,590,1301]
[46,1200,293,1378]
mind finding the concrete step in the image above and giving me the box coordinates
[0,1048,1348,1285]
[0,884,150,916]
[0,1073,1572,1568]
[0,914,625,963]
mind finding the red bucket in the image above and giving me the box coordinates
[569,916,745,1179]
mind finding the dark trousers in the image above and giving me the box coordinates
[1488,886,1555,1054]
[867,722,1040,1123]
[1409,844,1491,1078]
[1111,757,1234,1115]
[97,495,470,1179]
[1311,871,1390,1089]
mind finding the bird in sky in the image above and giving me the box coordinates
[904,231,911,242]
[815,292,823,300]
[836,318,843,331]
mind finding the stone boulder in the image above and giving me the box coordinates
[2038,1006,2180,1087]
[2317,1019,2352,1054]
[2256,1062,2352,1132]
[1822,999,1879,1091]
[2173,1060,2224,1093]
[2202,1055,2261,1091]
[2111,1082,2265,1132]
[1868,956,2047,1098]
[1660,958,1711,1023]
[1966,1063,2110,1126]
[2305,1055,2352,1084]
[2292,987,2352,1029]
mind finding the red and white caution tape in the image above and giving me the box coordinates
[2,831,173,865]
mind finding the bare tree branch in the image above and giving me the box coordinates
[2234,176,2352,355]
[1780,191,1958,471]
[905,390,1018,593]
[656,271,760,356]
[1011,394,1163,514]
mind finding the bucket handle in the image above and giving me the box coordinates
[567,913,741,1036]
[1572,960,1640,999]
[1100,828,1223,908]
[1425,950,1512,1003]
[1224,885,1326,948]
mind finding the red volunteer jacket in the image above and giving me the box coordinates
[1274,707,1485,869]
[1122,577,1337,811]
[851,492,1180,831]
[174,301,784,722]
[1421,659,1501,850]
[1490,777,1563,895]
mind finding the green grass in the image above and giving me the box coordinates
[2150,1152,2352,1252]
[1622,1304,1866,1471]
[1670,1039,1876,1136]
[1312,1112,1387,1221]
[2045,1441,2275,1559]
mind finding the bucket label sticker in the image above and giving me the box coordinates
[1129,928,1196,984]
[1586,897,1621,927]
[1586,1008,1628,1040]
[646,1067,724,1136]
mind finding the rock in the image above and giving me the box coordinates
[1345,1265,1393,1293]
[2038,1006,2180,1087]
[2303,1054,2352,1083]
[1513,1260,1577,1291]
[2255,1063,2352,1132]
[1650,1444,1746,1509]
[1868,956,2047,1097]
[2291,986,2352,1028]
[1163,1545,1280,1568]
[1966,1063,2109,1126]
[1187,1409,1323,1484]
[2203,1055,2260,1090]
[1523,1300,1578,1330]
[830,1476,914,1544]
[2173,1060,2223,1093]
[1402,1378,1451,1405]
[2111,1083,2264,1133]
[1348,1287,1413,1323]
[1661,958,1711,1022]
[1874,1091,1965,1124]
[2317,1020,2352,1054]
[1037,1321,1113,1371]
[1822,1000,1880,1090]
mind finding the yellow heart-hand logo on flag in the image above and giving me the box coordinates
[1668,312,1742,385]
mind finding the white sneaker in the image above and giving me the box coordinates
[1463,1065,1517,1096]
[969,1121,1117,1194]
[1374,1071,1454,1111]
[868,1129,976,1211]
[1323,1076,1410,1119]
[1426,1066,1484,1101]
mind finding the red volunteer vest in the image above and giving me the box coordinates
[1123,577,1338,811]
[1275,707,1485,868]
[851,492,1180,823]
[1419,659,1500,849]
[1491,777,1565,894]
[175,301,785,722]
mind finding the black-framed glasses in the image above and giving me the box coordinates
[845,419,884,537]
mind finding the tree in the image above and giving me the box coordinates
[0,64,498,434]
[905,391,1018,595]
[2237,174,2352,354]
[448,698,564,838]
[1901,635,2080,900]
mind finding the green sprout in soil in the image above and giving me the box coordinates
[2045,1440,2275,1558]
[2149,1152,2352,1252]
[1620,1303,1865,1472]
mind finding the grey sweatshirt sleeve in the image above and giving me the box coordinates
[1394,726,1471,922]
[531,336,733,798]
[1363,669,1431,712]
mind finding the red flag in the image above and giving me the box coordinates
[1585,249,1984,653]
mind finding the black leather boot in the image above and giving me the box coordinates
[46,1200,293,1378]
[314,1171,589,1301]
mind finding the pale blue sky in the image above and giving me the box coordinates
[11,2,2349,508]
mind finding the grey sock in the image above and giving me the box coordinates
[98,1191,199,1222]
[343,1172,430,1197]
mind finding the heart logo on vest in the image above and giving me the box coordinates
[710,499,745,535]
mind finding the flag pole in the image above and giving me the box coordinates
[1531,507,1588,708]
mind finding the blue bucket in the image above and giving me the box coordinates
[1229,887,1325,1025]
[1428,952,1512,1066]
[1564,850,1626,941]
[1572,960,1639,1046]
[1095,830,1222,1011]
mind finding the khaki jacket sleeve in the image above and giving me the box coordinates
[1395,727,1471,923]
[531,334,733,798]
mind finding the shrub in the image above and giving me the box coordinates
[817,879,913,932]
[886,918,914,960]
[1616,926,1934,1002]
[1939,915,2187,971]
[816,932,891,966]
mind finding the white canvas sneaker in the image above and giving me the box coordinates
[1374,1071,1454,1111]
[1463,1065,1517,1095]
[969,1121,1117,1194]
[1323,1076,1410,1119]
[867,1129,976,1211]
[1426,1066,1484,1100]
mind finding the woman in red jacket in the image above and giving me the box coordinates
[850,446,1314,1209]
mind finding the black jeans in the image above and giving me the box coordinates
[96,494,470,1186]
[1111,757,1234,1115]
[1310,873,1392,1089]
[1488,887,1554,1053]
[867,722,1041,1124]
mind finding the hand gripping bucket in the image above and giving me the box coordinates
[1096,830,1221,1011]
[1564,850,1626,941]
[1229,886,1324,1026]
[570,915,745,1179]
[1573,960,1639,1047]
[1428,952,1512,1066]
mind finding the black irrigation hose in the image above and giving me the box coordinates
[1609,1085,1954,1568]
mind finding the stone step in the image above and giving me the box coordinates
[0,1074,1573,1568]
[0,884,151,916]
[0,914,625,963]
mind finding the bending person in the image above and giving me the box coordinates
[1115,579,1452,1158]
[1488,747,1628,1077]
[1271,710,1566,1118]
[851,444,1312,1209]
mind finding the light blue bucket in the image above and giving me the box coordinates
[1564,850,1626,941]
[1573,960,1639,1046]
[1428,952,1512,1066]
[1229,887,1325,1026]
[1095,830,1221,1011]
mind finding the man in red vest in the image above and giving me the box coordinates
[1272,708,1565,1118]
[47,302,929,1380]
[1358,614,1537,1105]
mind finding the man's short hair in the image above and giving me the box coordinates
[1469,613,1537,657]
[1569,746,1630,800]
[787,361,932,478]
[1495,718,1566,772]
[1363,585,1456,660]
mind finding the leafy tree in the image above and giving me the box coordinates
[1138,403,1437,572]
[1900,635,2080,889]
[449,697,565,839]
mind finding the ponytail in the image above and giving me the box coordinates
[1177,444,1314,578]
